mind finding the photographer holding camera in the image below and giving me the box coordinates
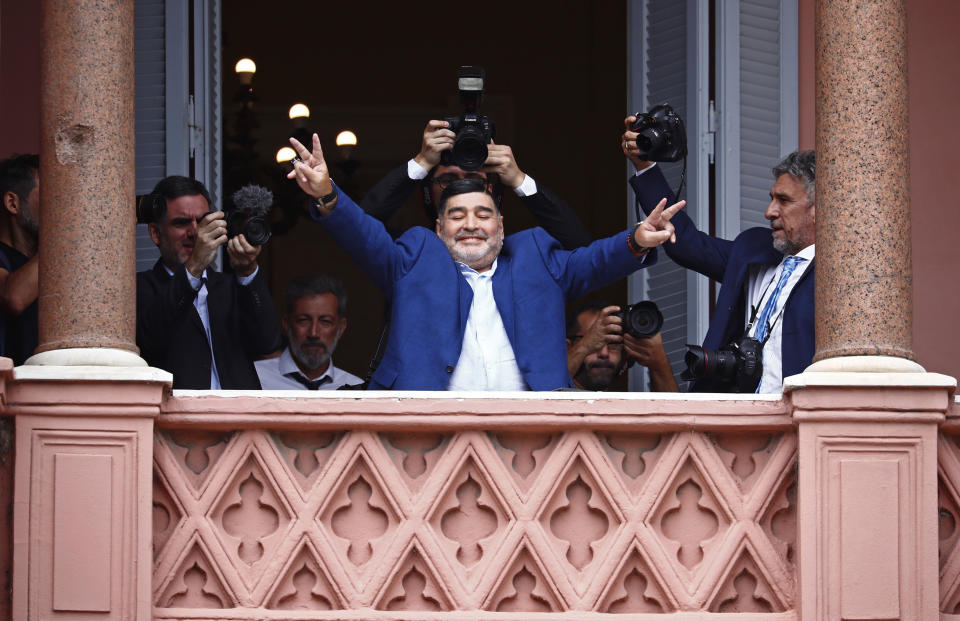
[566,301,678,392]
[361,67,590,251]
[136,176,281,389]
[623,114,815,393]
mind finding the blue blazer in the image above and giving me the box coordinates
[630,168,815,391]
[314,187,655,391]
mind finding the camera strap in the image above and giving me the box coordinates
[747,256,804,345]
[745,272,776,342]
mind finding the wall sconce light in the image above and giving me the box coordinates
[288,103,310,120]
[276,146,296,163]
[234,58,256,85]
[336,130,358,161]
[335,130,358,147]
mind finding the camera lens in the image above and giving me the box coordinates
[636,127,665,156]
[452,126,488,171]
[682,345,740,381]
[624,301,663,338]
[243,215,271,246]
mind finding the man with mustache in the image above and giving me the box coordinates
[288,134,684,391]
[256,276,362,390]
[623,115,815,393]
[566,301,678,392]
[137,175,281,389]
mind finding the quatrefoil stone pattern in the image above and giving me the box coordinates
[152,428,798,613]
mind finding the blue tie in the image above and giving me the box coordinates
[753,256,803,344]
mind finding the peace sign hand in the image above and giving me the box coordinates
[633,197,686,248]
[287,133,334,203]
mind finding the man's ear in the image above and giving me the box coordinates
[565,337,572,350]
[435,216,442,235]
[280,316,289,335]
[148,222,161,246]
[2,190,20,216]
[337,317,347,339]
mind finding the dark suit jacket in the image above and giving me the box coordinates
[360,163,592,250]
[136,260,281,389]
[315,186,654,391]
[630,167,815,391]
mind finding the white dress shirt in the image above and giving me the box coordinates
[447,259,528,391]
[166,264,257,390]
[255,348,362,390]
[746,244,815,393]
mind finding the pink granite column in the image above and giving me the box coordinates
[33,0,139,363]
[814,0,913,363]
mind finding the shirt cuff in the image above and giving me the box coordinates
[513,174,538,197]
[236,265,259,286]
[407,159,429,180]
[633,162,657,176]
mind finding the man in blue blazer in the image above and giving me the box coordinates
[288,134,684,391]
[623,118,815,392]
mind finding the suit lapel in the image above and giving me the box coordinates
[457,269,473,331]
[491,255,516,345]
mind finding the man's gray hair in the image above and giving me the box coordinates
[285,275,347,317]
[772,150,816,204]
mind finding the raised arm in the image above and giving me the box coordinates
[622,115,732,281]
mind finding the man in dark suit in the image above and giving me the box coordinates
[361,119,590,251]
[136,176,280,389]
[287,134,684,391]
[623,117,815,393]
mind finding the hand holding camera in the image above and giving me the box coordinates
[185,211,227,278]
[226,233,260,277]
[414,120,456,170]
[622,115,654,171]
[482,142,525,189]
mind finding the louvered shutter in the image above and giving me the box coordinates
[627,0,709,391]
[134,0,165,270]
[717,0,799,238]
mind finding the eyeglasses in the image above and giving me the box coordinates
[568,335,624,351]
[432,173,490,191]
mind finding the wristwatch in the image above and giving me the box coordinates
[627,221,651,258]
[310,188,338,211]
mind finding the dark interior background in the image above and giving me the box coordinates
[222,1,630,381]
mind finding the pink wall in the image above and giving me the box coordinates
[906,0,960,379]
[0,0,41,155]
[797,0,960,379]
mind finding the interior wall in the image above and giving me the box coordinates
[0,0,41,155]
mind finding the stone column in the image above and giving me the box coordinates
[813,0,915,368]
[792,3,957,620]
[31,0,141,366]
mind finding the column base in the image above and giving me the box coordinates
[805,354,926,374]
[25,347,147,368]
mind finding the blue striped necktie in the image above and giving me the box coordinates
[753,255,804,343]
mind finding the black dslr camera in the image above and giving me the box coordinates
[681,336,763,393]
[442,66,496,171]
[631,103,687,162]
[226,185,273,246]
[616,301,664,338]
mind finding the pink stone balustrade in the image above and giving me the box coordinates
[150,392,799,618]
[2,361,957,620]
